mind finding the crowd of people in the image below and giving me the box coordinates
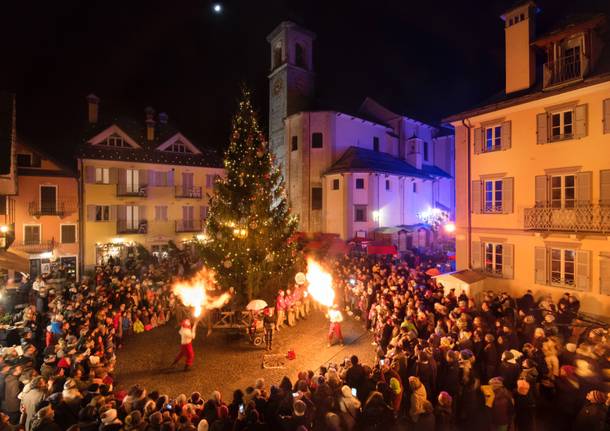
[0,248,609,431]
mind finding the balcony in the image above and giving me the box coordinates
[28,201,76,218]
[543,52,589,88]
[116,184,147,197]
[175,186,203,199]
[12,240,54,254]
[524,205,610,234]
[175,219,203,233]
[117,219,148,234]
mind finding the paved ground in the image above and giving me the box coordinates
[115,311,374,400]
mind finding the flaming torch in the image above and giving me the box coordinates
[172,268,231,318]
[305,258,335,307]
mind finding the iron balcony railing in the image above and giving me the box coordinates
[174,186,203,199]
[116,184,147,197]
[175,219,202,233]
[117,219,148,234]
[12,240,54,253]
[28,201,76,217]
[543,52,588,88]
[524,204,610,233]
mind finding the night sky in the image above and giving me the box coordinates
[2,0,609,162]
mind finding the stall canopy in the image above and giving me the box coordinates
[433,270,486,299]
[0,250,30,273]
[367,245,398,256]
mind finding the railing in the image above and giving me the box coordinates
[28,201,76,217]
[524,204,610,233]
[12,240,54,253]
[117,219,148,234]
[116,184,147,197]
[543,52,588,88]
[175,186,202,199]
[175,219,202,233]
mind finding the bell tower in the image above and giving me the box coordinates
[267,21,315,180]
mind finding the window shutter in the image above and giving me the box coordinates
[85,166,95,183]
[500,121,511,150]
[575,249,591,291]
[536,113,548,144]
[604,99,610,134]
[139,206,147,221]
[117,205,126,221]
[139,169,148,186]
[600,170,610,206]
[168,170,175,186]
[534,246,547,285]
[600,252,610,296]
[473,128,482,154]
[148,170,157,187]
[535,175,548,207]
[574,104,588,139]
[471,241,481,270]
[110,205,117,221]
[576,171,592,206]
[502,243,514,279]
[471,180,482,214]
[87,205,96,221]
[200,206,208,220]
[109,168,118,184]
[502,177,514,213]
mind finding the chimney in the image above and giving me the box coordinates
[86,94,100,124]
[502,1,537,94]
[158,112,168,125]
[145,106,155,141]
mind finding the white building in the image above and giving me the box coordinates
[267,22,454,248]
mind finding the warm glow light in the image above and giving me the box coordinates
[196,233,207,241]
[444,222,456,233]
[172,268,230,318]
[40,252,53,259]
[0,225,8,234]
[111,237,124,244]
[372,210,380,221]
[305,259,335,307]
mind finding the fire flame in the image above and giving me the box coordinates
[172,269,231,317]
[305,259,335,307]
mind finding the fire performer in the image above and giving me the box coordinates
[170,318,199,371]
[328,304,345,347]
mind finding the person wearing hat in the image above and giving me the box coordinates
[327,305,344,347]
[279,399,308,430]
[573,390,608,431]
[99,408,122,431]
[499,350,520,391]
[169,318,199,371]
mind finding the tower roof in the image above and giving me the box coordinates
[266,21,316,43]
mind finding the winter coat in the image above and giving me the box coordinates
[514,391,535,431]
[490,387,514,427]
[360,401,394,430]
[498,361,520,390]
[21,386,46,431]
[410,384,428,423]
[434,404,453,431]
[573,402,607,431]
[413,411,436,431]
[31,417,62,431]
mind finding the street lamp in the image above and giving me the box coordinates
[0,225,8,234]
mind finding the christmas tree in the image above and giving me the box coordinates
[201,87,299,301]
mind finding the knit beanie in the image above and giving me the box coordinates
[438,391,452,407]
[197,419,209,431]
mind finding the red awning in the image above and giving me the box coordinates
[367,245,397,256]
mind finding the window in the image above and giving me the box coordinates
[0,196,6,215]
[95,205,110,221]
[373,137,380,152]
[354,205,367,222]
[95,167,110,184]
[206,174,215,188]
[125,169,139,193]
[484,179,503,213]
[17,154,31,167]
[355,178,365,189]
[485,125,502,152]
[385,179,390,191]
[311,187,322,210]
[413,183,417,193]
[484,242,503,276]
[332,179,340,190]
[125,205,140,230]
[167,141,189,153]
[311,132,323,148]
[550,248,575,287]
[24,225,40,244]
[200,206,209,220]
[551,175,575,209]
[295,43,306,68]
[155,206,168,222]
[106,134,128,147]
[291,136,298,151]
[60,225,77,244]
[423,142,429,161]
[550,110,573,141]
[156,171,169,186]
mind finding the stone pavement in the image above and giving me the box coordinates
[115,311,374,400]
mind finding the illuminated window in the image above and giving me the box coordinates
[106,134,127,147]
[484,242,503,276]
[484,179,503,212]
[485,125,502,152]
[167,141,189,153]
[550,248,575,287]
[550,174,575,209]
[550,110,573,141]
[95,167,109,184]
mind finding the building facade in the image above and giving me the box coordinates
[78,96,223,270]
[447,4,610,315]
[268,22,454,247]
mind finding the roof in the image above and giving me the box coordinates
[434,269,487,284]
[324,146,432,179]
[422,164,452,179]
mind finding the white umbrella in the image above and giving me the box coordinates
[246,299,268,311]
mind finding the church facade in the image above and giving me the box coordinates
[267,22,455,247]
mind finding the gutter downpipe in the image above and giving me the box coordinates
[462,118,473,269]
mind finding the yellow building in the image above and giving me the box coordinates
[446,5,610,316]
[78,95,223,270]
